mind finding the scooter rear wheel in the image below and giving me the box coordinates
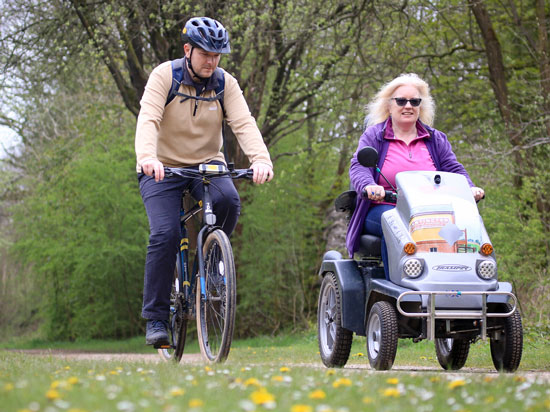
[317,272,353,367]
[435,338,470,370]
[366,301,398,370]
[490,303,523,372]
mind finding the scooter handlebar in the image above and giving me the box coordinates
[361,189,397,204]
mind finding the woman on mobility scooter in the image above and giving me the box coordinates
[317,73,522,372]
[347,73,485,279]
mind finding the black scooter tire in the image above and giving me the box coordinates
[435,338,470,370]
[317,272,353,367]
[366,301,398,370]
[490,303,523,372]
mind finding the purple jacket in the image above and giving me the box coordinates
[345,119,475,257]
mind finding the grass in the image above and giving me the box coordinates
[1,331,550,411]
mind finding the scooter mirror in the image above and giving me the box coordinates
[357,146,379,168]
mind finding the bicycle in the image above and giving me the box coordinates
[155,163,253,363]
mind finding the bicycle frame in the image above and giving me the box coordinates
[170,165,252,320]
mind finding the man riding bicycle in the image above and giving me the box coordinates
[135,16,274,347]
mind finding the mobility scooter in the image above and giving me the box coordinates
[317,147,523,371]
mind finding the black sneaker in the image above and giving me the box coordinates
[145,320,169,347]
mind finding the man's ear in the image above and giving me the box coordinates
[183,43,191,58]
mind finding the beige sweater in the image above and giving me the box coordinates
[135,61,272,171]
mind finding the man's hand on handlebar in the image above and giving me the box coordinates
[251,162,274,185]
[141,159,165,182]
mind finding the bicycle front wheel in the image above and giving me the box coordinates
[196,229,236,363]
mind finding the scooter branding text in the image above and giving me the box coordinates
[432,264,471,272]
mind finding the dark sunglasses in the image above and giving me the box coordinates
[391,97,422,107]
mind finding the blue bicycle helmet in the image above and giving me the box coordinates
[181,17,231,54]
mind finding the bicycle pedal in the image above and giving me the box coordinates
[154,344,172,349]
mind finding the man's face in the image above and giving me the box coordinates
[184,44,221,78]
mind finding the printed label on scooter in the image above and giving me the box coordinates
[432,264,471,272]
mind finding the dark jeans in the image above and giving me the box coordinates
[364,204,394,280]
[139,163,240,320]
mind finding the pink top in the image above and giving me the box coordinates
[373,119,436,204]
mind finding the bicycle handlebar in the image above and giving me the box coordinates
[147,166,253,181]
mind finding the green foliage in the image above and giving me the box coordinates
[2,0,550,341]
[235,146,342,335]
[10,110,148,340]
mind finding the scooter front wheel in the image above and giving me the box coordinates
[317,272,353,367]
[490,303,523,372]
[366,301,398,370]
[435,338,470,370]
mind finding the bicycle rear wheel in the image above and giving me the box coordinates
[158,260,187,362]
[196,229,236,363]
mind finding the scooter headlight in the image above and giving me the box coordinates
[403,258,423,278]
[477,260,496,279]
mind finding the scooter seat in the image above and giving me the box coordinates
[357,234,381,258]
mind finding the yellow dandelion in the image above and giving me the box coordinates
[234,377,243,384]
[362,396,374,404]
[244,377,262,387]
[188,398,204,408]
[325,370,335,376]
[332,377,352,388]
[448,379,466,389]
[309,389,326,400]
[68,377,79,385]
[64,366,71,370]
[280,366,290,373]
[250,388,275,405]
[170,387,185,397]
[483,376,495,383]
[271,375,284,382]
[354,352,365,357]
[291,405,313,412]
[204,366,213,372]
[109,370,119,375]
[420,356,427,360]
[50,380,61,389]
[514,376,526,382]
[46,389,61,400]
[382,387,400,398]
[3,383,14,391]
[430,376,440,383]
[386,378,399,385]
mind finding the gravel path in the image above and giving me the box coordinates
[8,350,550,380]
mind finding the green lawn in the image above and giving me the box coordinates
[1,331,549,411]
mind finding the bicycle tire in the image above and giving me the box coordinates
[158,260,188,362]
[196,229,236,363]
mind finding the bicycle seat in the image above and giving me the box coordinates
[357,234,381,258]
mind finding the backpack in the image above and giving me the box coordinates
[164,58,230,164]
[165,58,225,116]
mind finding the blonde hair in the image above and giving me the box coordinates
[365,73,435,127]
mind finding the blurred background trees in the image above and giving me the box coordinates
[1,0,548,340]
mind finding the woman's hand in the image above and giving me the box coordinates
[365,184,386,201]
[471,186,485,202]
